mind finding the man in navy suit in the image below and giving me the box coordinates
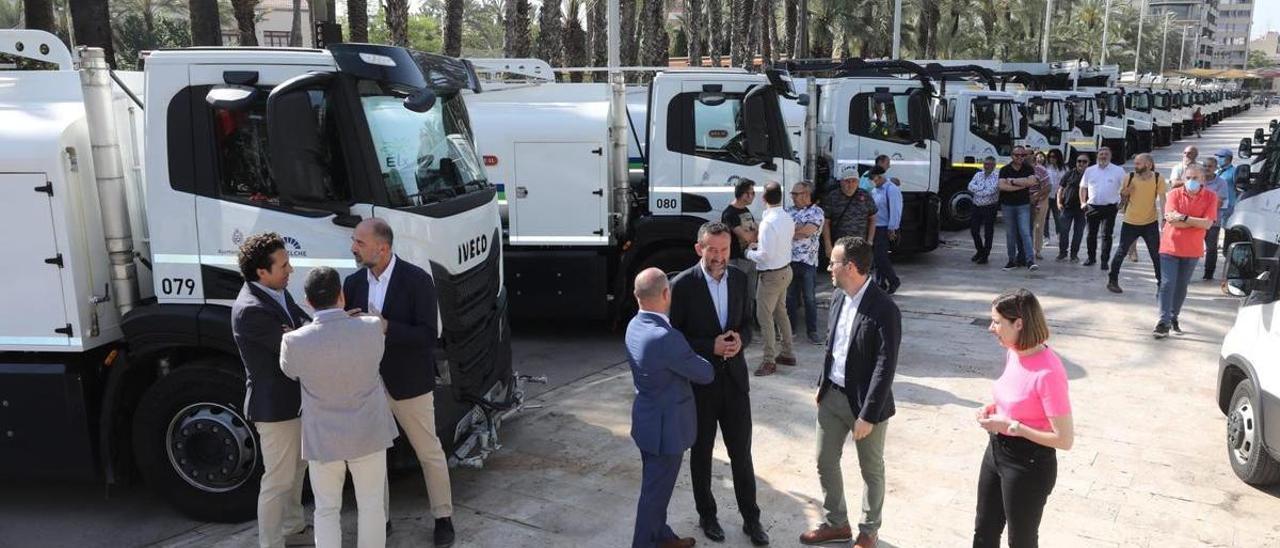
[231,232,313,548]
[626,268,715,548]
[344,218,455,547]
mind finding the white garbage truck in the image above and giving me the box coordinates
[0,30,517,522]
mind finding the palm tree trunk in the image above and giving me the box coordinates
[793,0,807,58]
[685,0,703,66]
[24,0,57,33]
[589,0,608,79]
[783,0,795,57]
[730,0,751,67]
[621,0,638,66]
[188,0,222,46]
[386,0,409,46]
[758,0,772,67]
[289,0,303,46]
[536,0,563,66]
[69,0,116,62]
[564,0,587,80]
[232,0,258,46]
[347,0,368,42]
[706,0,722,65]
[638,0,667,68]
[443,0,463,55]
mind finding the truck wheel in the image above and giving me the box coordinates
[619,247,701,320]
[939,189,974,231]
[1226,380,1280,485]
[133,362,260,522]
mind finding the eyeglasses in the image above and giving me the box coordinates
[790,191,806,196]
[1076,160,1089,164]
[1013,153,1029,157]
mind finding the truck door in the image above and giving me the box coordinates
[656,80,792,221]
[0,173,70,346]
[846,86,936,194]
[510,141,606,242]
[184,64,368,306]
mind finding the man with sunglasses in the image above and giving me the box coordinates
[997,146,1041,271]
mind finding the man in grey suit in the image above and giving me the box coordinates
[281,267,399,548]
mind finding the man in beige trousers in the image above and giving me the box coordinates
[344,219,456,547]
[747,181,797,376]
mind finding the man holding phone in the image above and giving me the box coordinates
[669,222,770,546]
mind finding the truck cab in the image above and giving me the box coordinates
[1150,88,1176,147]
[1085,87,1129,160]
[1121,87,1154,154]
[934,87,1022,229]
[1062,91,1102,161]
[1013,91,1070,159]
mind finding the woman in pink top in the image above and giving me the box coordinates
[973,289,1074,548]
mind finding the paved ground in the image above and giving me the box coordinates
[4,107,1279,548]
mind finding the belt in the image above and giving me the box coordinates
[825,380,847,394]
[758,265,789,273]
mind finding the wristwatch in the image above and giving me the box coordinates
[1180,213,1189,223]
[1008,420,1022,436]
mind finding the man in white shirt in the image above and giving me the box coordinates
[799,236,900,548]
[1169,146,1199,187]
[1080,147,1126,269]
[747,181,797,377]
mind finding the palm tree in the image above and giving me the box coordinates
[535,0,562,66]
[23,0,56,32]
[231,0,258,46]
[564,0,587,80]
[588,0,606,78]
[706,0,723,65]
[503,0,531,57]
[685,0,702,66]
[348,0,368,42]
[442,0,463,55]
[188,0,221,46]
[70,0,116,63]
[620,0,638,66]
[638,0,666,68]
[288,0,301,46]
[386,0,410,46]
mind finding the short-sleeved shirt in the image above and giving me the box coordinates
[998,163,1035,206]
[822,187,878,240]
[1169,160,1199,184]
[1160,187,1219,258]
[1203,176,1229,226]
[1082,163,1126,206]
[1121,171,1166,226]
[1057,169,1085,211]
[993,346,1071,432]
[787,204,825,266]
[721,204,757,260]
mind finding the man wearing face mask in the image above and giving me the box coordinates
[1199,156,1230,281]
[1106,153,1166,294]
[1154,165,1219,339]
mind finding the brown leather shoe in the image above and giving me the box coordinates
[775,355,797,366]
[754,362,777,376]
[799,523,852,545]
[853,531,878,548]
[658,537,696,548]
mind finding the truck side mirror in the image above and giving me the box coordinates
[267,72,336,207]
[796,93,810,106]
[404,87,437,113]
[1225,241,1257,296]
[1239,137,1252,160]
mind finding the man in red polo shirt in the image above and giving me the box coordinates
[1155,164,1218,339]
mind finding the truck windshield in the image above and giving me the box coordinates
[1069,97,1093,122]
[360,86,490,208]
[1153,93,1169,110]
[1132,92,1150,112]
[970,99,1016,146]
[1028,99,1055,131]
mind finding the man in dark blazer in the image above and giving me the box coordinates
[626,268,715,548]
[344,218,455,547]
[799,236,900,548]
[230,232,313,548]
[669,221,770,546]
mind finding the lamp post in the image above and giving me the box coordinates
[1159,12,1173,74]
[1134,0,1147,73]
[1100,0,1112,64]
[1042,0,1054,63]
[1179,24,1192,71]
[892,0,903,59]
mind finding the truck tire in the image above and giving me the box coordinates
[1226,380,1280,485]
[133,362,261,522]
[939,188,974,231]
[618,247,701,320]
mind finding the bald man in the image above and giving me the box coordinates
[344,218,456,547]
[626,268,714,548]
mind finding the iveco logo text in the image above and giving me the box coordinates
[458,234,488,264]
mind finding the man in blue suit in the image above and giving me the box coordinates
[626,268,716,548]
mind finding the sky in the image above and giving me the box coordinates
[1254,0,1280,38]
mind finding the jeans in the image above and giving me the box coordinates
[1057,208,1086,258]
[1158,254,1200,324]
[1203,225,1222,278]
[1085,204,1119,264]
[1002,204,1034,265]
[873,229,900,289]
[787,261,818,336]
[972,435,1058,548]
[1108,222,1162,282]
[971,204,999,257]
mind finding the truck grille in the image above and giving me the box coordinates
[431,228,503,396]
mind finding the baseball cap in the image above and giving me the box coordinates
[839,165,860,180]
[1214,148,1233,158]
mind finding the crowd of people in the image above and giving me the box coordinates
[968,144,1236,338]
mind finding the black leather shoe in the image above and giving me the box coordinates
[700,516,725,542]
[743,521,770,546]
[433,517,456,547]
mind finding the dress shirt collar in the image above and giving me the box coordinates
[700,260,725,284]
[368,254,398,285]
[640,310,670,325]
[312,308,346,322]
